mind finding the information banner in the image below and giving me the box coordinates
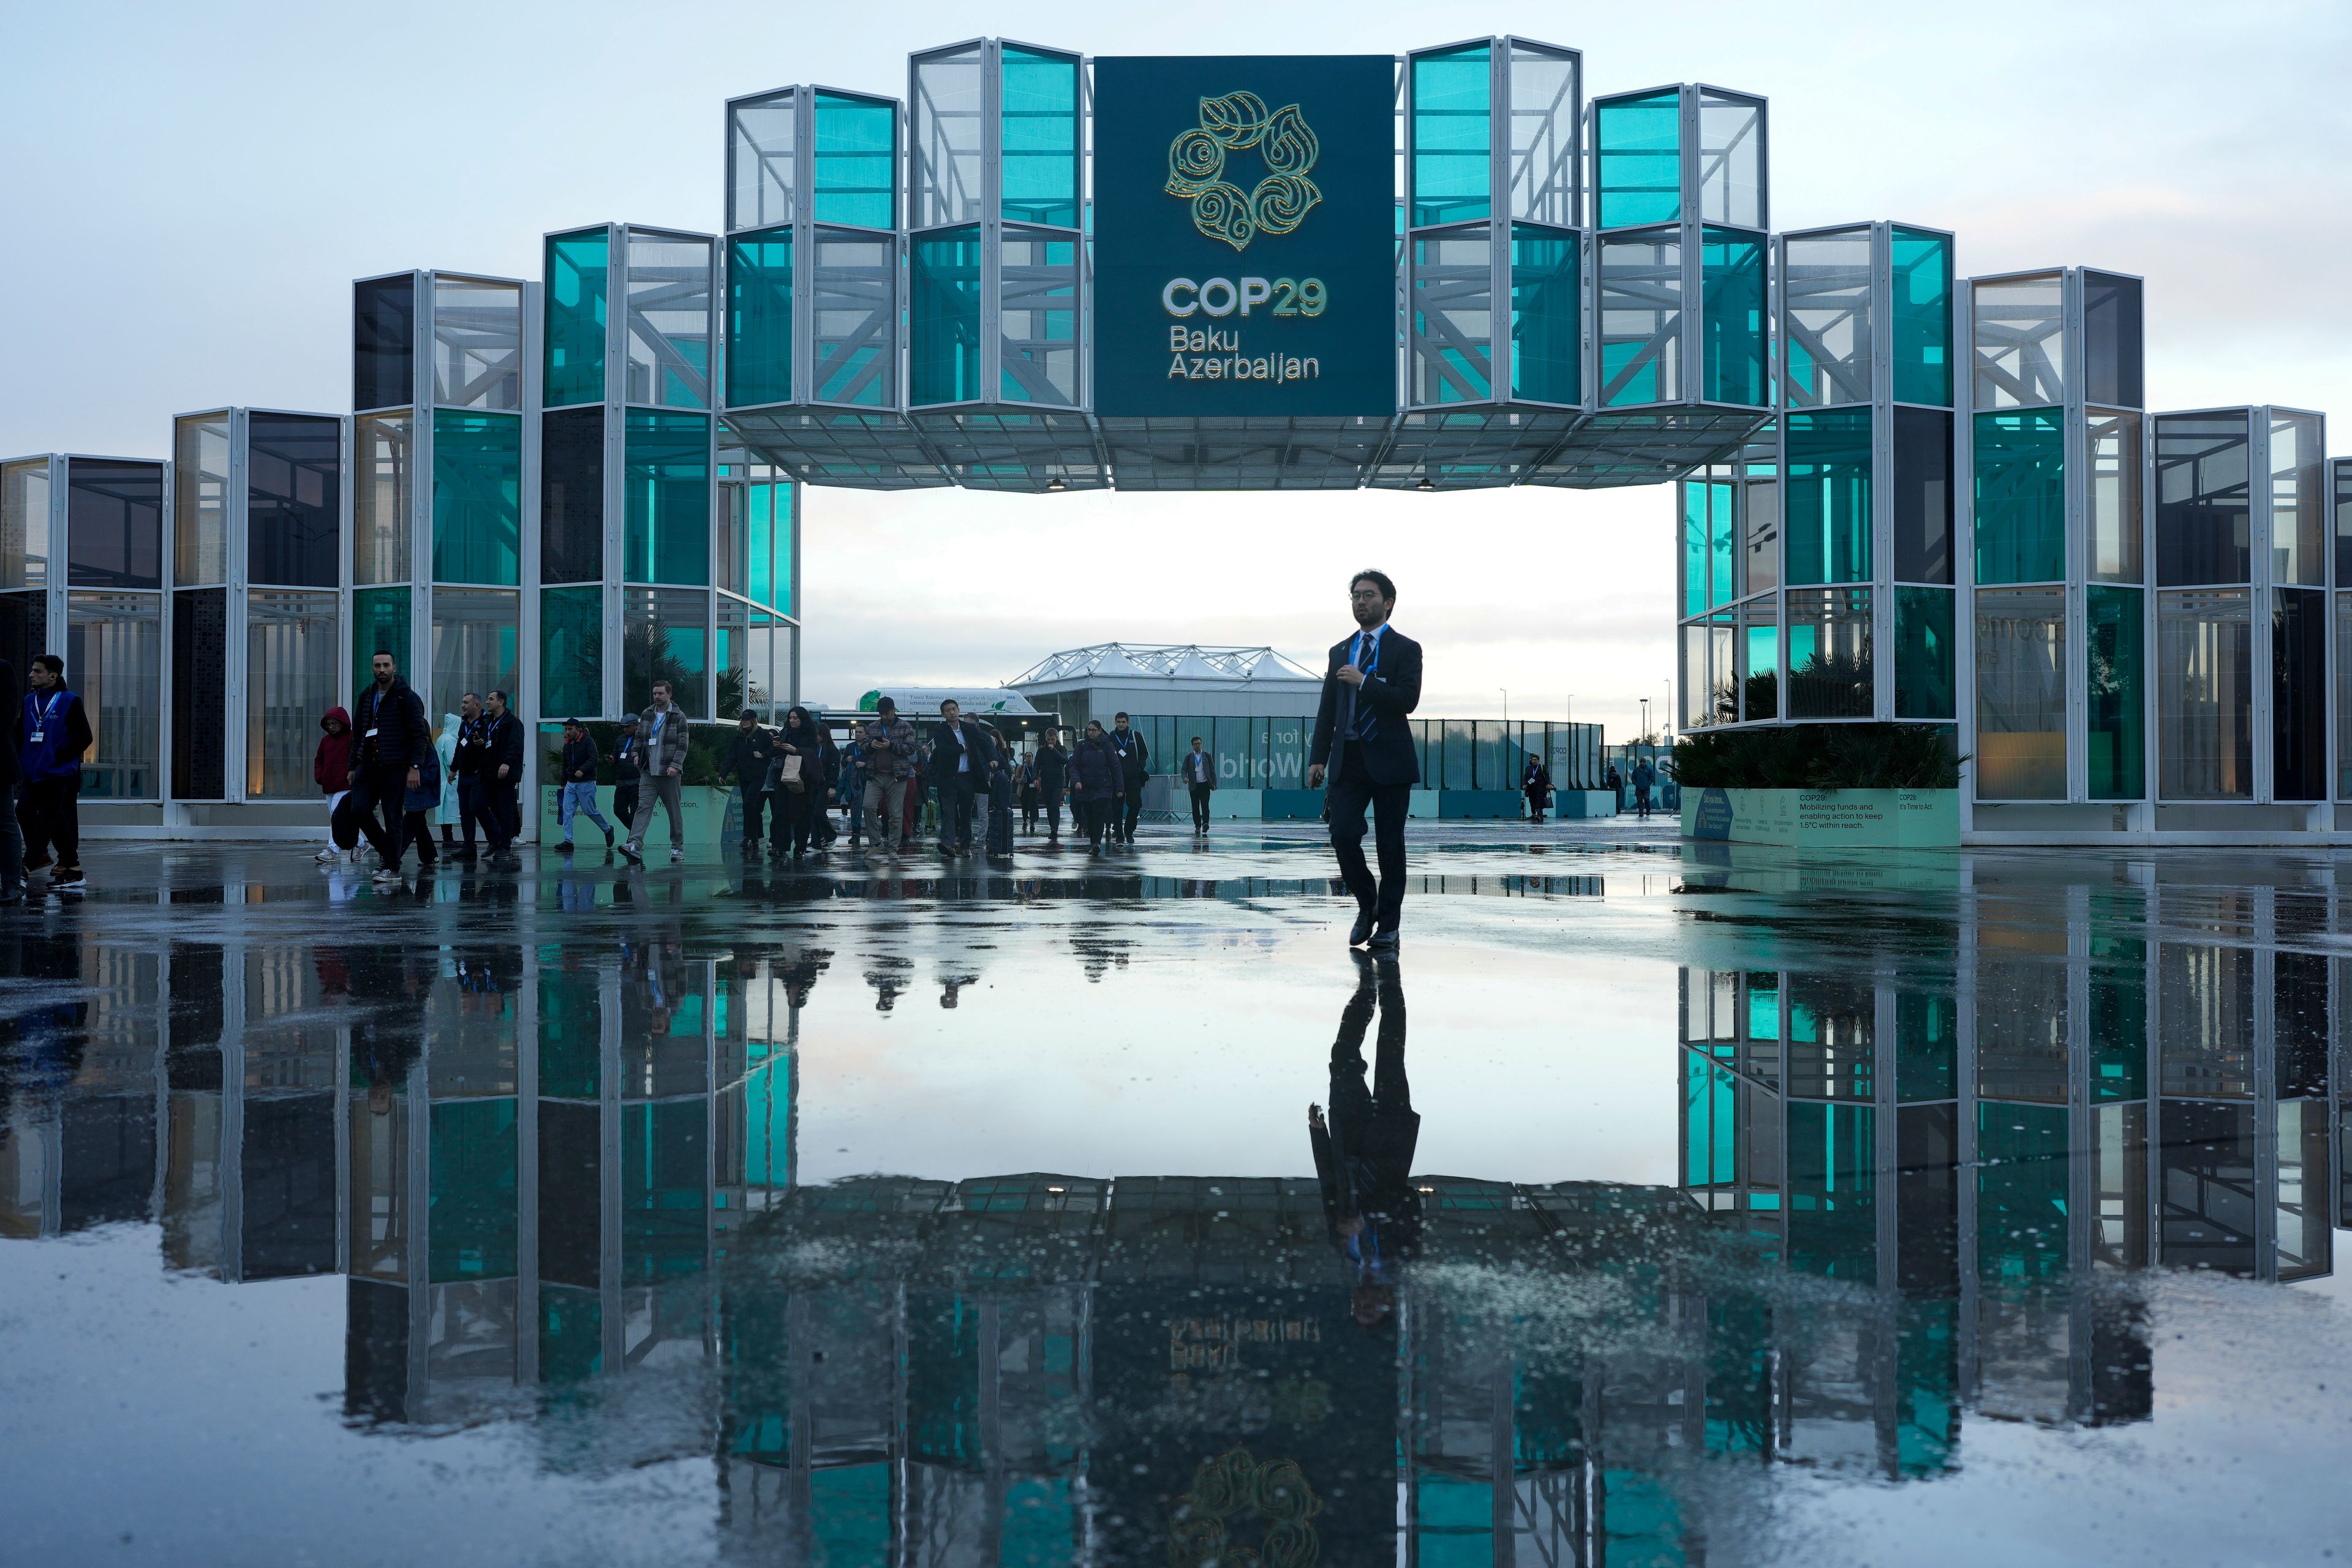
[1093,55,1395,418]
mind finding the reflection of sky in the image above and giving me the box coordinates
[4,3,2344,734]
[799,937,1678,1187]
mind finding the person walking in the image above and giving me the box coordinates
[0,658,24,905]
[450,693,489,857]
[313,706,355,864]
[1306,570,1423,951]
[929,699,985,856]
[810,718,843,850]
[1605,761,1624,813]
[1307,951,1419,1330]
[726,711,777,856]
[1522,754,1551,824]
[612,715,644,836]
[1633,756,1656,820]
[1109,712,1148,845]
[1069,718,1123,853]
[434,711,462,849]
[1181,734,1216,835]
[480,690,525,860]
[1016,747,1041,835]
[855,698,916,858]
[345,650,432,886]
[772,705,825,859]
[18,653,94,889]
[837,735,866,847]
[401,739,442,870]
[622,680,690,862]
[556,718,614,851]
[1035,729,1068,843]
[982,722,1014,855]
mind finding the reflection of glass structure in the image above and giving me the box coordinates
[0,452,168,810]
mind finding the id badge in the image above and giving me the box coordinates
[28,729,42,743]
[366,727,380,738]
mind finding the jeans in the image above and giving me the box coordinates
[861,775,910,850]
[630,774,685,848]
[559,781,611,842]
[0,783,24,893]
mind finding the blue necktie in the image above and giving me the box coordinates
[1351,633,1378,743]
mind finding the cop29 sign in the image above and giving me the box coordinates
[1094,55,1395,418]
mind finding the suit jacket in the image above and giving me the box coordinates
[1308,626,1423,787]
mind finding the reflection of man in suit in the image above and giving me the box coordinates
[1308,954,1419,1329]
[1308,570,1422,950]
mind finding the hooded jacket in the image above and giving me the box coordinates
[314,707,354,794]
[560,733,600,783]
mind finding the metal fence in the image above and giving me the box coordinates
[1118,716,1608,791]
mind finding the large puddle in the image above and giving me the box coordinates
[1,837,2346,1565]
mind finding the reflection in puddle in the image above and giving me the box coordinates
[0,851,2345,1564]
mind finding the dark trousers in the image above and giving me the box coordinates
[937,773,976,848]
[1079,796,1111,849]
[403,811,437,865]
[1119,781,1144,842]
[0,783,25,891]
[485,779,519,850]
[20,776,80,869]
[1020,794,1039,832]
[1327,748,1411,930]
[1045,797,1063,837]
[1189,783,1213,832]
[1331,958,1409,1115]
[456,775,488,848]
[347,763,412,869]
[613,780,639,836]
[739,785,770,845]
[775,785,816,854]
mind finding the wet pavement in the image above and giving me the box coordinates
[1,824,2347,1566]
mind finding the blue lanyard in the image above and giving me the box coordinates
[31,691,62,729]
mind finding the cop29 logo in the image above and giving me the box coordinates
[1163,91,1321,252]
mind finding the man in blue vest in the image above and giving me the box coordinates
[18,654,93,890]
[1308,570,1423,951]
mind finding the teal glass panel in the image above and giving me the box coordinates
[747,483,775,608]
[1788,1101,1877,1284]
[2086,584,2145,798]
[1411,230,1491,404]
[812,1464,891,1566]
[538,961,600,1096]
[623,410,710,585]
[2087,929,2147,1101]
[1412,43,1490,226]
[428,1098,517,1283]
[910,225,982,405]
[1683,482,1708,617]
[1784,409,1872,584]
[1709,481,1736,608]
[725,226,792,409]
[813,91,896,228]
[1896,992,1956,1101]
[1894,587,1956,719]
[1701,227,1767,407]
[621,1099,706,1284]
[539,1283,601,1382]
[1891,227,1952,407]
[1001,48,1079,227]
[624,587,708,717]
[431,410,521,585]
[1974,408,2065,584]
[1509,224,1579,404]
[545,228,608,409]
[351,585,410,703]
[715,595,748,720]
[775,483,796,616]
[1977,1102,2068,1284]
[540,584,602,717]
[1894,1299,1958,1476]
[1596,90,1679,228]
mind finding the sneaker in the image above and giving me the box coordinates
[559,839,577,853]
[50,867,84,888]
[372,869,404,886]
[669,846,685,861]
[315,846,341,864]
[601,825,615,848]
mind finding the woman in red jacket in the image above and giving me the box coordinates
[314,707,354,864]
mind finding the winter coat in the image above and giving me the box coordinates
[726,726,776,787]
[1035,743,1068,795]
[1109,726,1148,785]
[20,687,93,783]
[636,704,690,775]
[314,707,354,796]
[352,677,431,771]
[560,735,600,783]
[481,712,526,778]
[1069,735,1124,802]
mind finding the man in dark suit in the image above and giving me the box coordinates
[1308,951,1418,1329]
[1308,569,1422,949]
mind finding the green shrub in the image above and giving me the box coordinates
[1672,723,1961,790]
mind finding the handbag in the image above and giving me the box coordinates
[780,751,806,793]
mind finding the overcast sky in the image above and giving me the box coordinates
[3,1,2343,737]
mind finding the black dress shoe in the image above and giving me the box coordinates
[1348,910,1375,946]
[1367,927,1400,952]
